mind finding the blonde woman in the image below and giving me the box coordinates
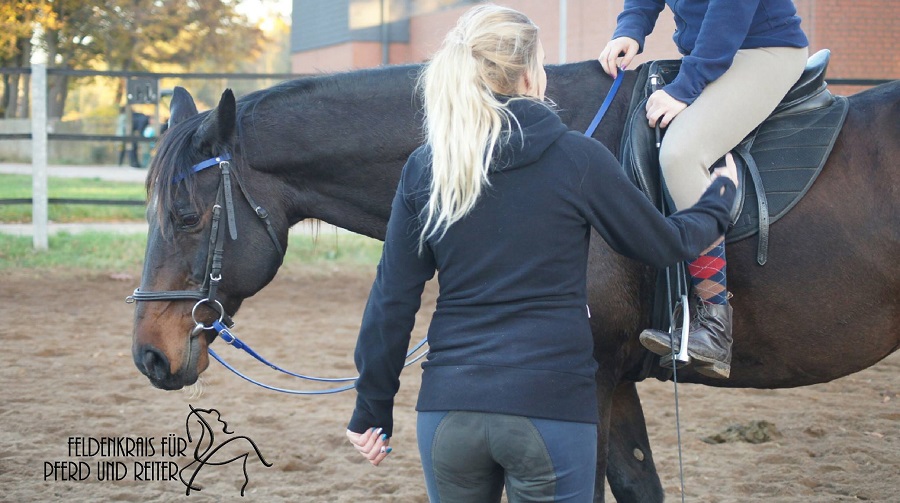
[347,4,737,501]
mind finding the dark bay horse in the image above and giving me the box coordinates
[130,61,899,502]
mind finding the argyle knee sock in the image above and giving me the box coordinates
[688,241,728,304]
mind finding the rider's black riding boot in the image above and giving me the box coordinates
[639,300,733,378]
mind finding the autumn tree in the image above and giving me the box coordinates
[0,0,55,118]
[1,0,266,118]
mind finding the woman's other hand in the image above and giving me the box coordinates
[347,428,392,466]
[599,37,639,78]
[711,152,740,190]
[645,90,688,128]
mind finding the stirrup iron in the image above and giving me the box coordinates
[659,293,692,369]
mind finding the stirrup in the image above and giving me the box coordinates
[659,293,692,370]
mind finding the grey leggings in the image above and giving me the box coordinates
[417,411,598,502]
[661,46,809,210]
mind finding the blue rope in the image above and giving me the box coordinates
[584,71,624,138]
[208,348,357,395]
[209,320,429,394]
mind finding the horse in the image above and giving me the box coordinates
[129,60,900,502]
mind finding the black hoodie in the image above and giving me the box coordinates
[349,98,735,435]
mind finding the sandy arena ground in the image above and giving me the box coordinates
[0,264,897,502]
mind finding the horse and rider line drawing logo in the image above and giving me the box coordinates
[179,404,272,496]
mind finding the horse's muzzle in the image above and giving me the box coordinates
[132,340,200,390]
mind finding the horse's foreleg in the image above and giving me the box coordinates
[604,381,664,503]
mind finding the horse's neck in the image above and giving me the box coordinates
[254,63,632,241]
[546,63,634,160]
[243,67,424,240]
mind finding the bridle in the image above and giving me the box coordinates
[126,153,428,394]
[126,153,283,333]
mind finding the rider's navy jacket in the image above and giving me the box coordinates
[613,0,808,104]
[348,98,736,436]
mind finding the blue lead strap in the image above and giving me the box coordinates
[584,70,624,138]
[209,319,430,394]
[208,347,357,395]
[214,320,356,383]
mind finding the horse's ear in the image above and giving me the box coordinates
[194,89,236,153]
[168,86,198,128]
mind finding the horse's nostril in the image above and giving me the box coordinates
[141,347,170,381]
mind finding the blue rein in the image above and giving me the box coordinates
[209,320,429,395]
[584,70,624,138]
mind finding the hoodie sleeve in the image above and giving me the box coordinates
[611,0,667,53]
[663,0,761,104]
[571,138,735,269]
[348,159,436,438]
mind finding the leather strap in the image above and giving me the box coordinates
[735,146,770,265]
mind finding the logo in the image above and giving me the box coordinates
[179,405,273,496]
[44,405,272,497]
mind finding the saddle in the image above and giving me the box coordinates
[618,50,849,382]
[620,49,849,266]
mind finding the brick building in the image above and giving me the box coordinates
[291,0,898,95]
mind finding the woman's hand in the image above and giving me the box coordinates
[711,152,740,190]
[599,37,639,78]
[347,428,392,466]
[645,90,688,128]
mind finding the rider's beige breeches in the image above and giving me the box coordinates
[661,45,809,210]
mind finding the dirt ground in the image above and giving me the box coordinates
[1,264,897,502]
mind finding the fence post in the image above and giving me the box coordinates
[31,63,48,250]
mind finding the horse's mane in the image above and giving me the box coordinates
[146,111,210,235]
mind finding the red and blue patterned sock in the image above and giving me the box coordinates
[688,241,728,304]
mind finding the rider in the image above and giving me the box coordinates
[599,0,809,379]
[348,4,737,501]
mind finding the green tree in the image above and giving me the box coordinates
[0,0,54,118]
[88,0,266,108]
[42,0,101,117]
[2,0,268,118]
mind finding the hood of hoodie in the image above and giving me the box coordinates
[491,98,569,173]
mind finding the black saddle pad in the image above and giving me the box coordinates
[728,94,849,243]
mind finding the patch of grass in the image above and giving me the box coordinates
[284,232,384,269]
[0,232,149,271]
[0,174,146,223]
[0,231,383,272]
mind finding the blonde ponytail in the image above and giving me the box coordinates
[418,4,542,250]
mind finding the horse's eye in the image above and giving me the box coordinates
[180,214,201,228]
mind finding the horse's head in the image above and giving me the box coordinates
[130,87,289,390]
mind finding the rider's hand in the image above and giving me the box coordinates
[645,90,688,128]
[347,427,392,466]
[598,37,639,78]
[711,153,740,190]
